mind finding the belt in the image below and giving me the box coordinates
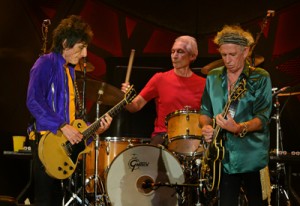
[28,131,47,141]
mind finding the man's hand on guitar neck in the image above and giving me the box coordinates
[60,124,83,145]
[60,113,112,145]
[216,113,240,134]
[95,114,112,135]
[200,113,241,143]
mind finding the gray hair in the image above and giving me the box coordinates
[175,35,198,58]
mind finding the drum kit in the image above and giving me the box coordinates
[63,58,209,205]
[66,93,207,205]
[65,38,300,205]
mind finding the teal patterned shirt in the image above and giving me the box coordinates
[200,63,272,174]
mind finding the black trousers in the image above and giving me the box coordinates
[32,139,64,206]
[219,171,264,206]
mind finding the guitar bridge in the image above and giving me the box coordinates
[63,143,72,156]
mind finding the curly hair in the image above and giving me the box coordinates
[51,15,94,53]
[213,25,254,47]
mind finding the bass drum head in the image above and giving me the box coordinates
[106,145,185,206]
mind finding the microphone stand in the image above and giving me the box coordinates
[271,93,290,206]
[93,82,108,205]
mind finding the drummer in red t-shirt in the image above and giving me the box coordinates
[121,35,206,147]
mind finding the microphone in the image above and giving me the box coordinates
[96,82,106,120]
[272,86,290,97]
[83,57,87,68]
[142,179,154,189]
[98,82,105,96]
[267,10,275,17]
[42,19,51,26]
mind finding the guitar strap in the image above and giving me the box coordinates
[228,76,246,118]
[228,66,255,118]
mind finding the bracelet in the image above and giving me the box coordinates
[239,122,248,138]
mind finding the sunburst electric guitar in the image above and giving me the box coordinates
[38,86,136,179]
[202,79,246,192]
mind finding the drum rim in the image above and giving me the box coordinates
[101,136,146,142]
[168,135,203,141]
[165,109,200,124]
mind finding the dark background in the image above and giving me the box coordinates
[0,0,300,204]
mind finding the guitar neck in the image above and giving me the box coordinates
[211,99,232,143]
[250,10,274,56]
[82,98,127,139]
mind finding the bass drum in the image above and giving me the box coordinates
[85,137,146,193]
[106,145,185,206]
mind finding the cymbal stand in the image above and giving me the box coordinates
[194,158,203,206]
[271,93,290,206]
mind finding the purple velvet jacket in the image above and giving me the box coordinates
[27,52,75,134]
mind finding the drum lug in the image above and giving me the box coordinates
[186,114,190,121]
[186,128,190,136]
[106,144,110,155]
[127,139,133,148]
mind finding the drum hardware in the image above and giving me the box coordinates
[142,151,206,206]
[141,179,207,206]
[64,181,90,206]
[63,164,92,206]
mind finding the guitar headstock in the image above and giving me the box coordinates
[230,78,247,102]
[124,85,137,104]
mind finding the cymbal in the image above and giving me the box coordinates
[76,78,124,106]
[201,55,264,75]
[201,59,224,75]
[75,59,95,72]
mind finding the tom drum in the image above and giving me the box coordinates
[166,109,204,156]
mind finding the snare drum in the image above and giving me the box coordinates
[166,109,204,156]
[106,145,185,205]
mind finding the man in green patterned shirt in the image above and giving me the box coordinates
[199,25,272,206]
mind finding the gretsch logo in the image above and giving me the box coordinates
[128,154,149,172]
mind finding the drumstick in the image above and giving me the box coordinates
[125,49,135,83]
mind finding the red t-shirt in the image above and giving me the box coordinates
[140,69,206,136]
